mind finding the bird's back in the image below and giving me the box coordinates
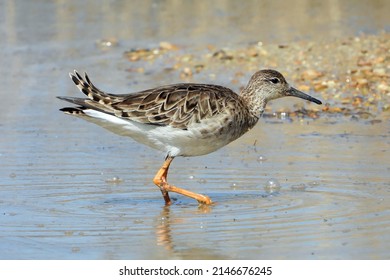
[58,72,260,157]
[61,71,257,131]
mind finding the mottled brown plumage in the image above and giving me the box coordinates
[60,71,260,137]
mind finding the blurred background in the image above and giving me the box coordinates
[0,0,389,260]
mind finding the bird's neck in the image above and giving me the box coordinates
[240,88,267,117]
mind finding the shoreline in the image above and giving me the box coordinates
[123,32,389,121]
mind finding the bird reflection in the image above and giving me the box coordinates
[155,204,212,253]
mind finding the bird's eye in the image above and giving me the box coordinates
[270,78,280,84]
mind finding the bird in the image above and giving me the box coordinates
[58,69,322,205]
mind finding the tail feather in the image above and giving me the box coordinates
[57,70,123,116]
[68,70,120,106]
[57,95,117,116]
[57,96,89,107]
[59,107,86,115]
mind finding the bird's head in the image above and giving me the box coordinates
[244,69,322,106]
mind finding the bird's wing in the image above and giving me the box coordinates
[60,71,240,130]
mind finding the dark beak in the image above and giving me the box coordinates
[287,87,322,105]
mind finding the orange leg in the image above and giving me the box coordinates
[153,157,212,205]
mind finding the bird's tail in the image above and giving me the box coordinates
[69,70,120,105]
[57,70,123,115]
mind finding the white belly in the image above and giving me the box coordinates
[80,109,241,157]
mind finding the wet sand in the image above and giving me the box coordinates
[0,0,389,259]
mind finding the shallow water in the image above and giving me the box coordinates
[1,0,389,259]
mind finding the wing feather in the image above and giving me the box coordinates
[112,84,241,129]
[59,70,243,130]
